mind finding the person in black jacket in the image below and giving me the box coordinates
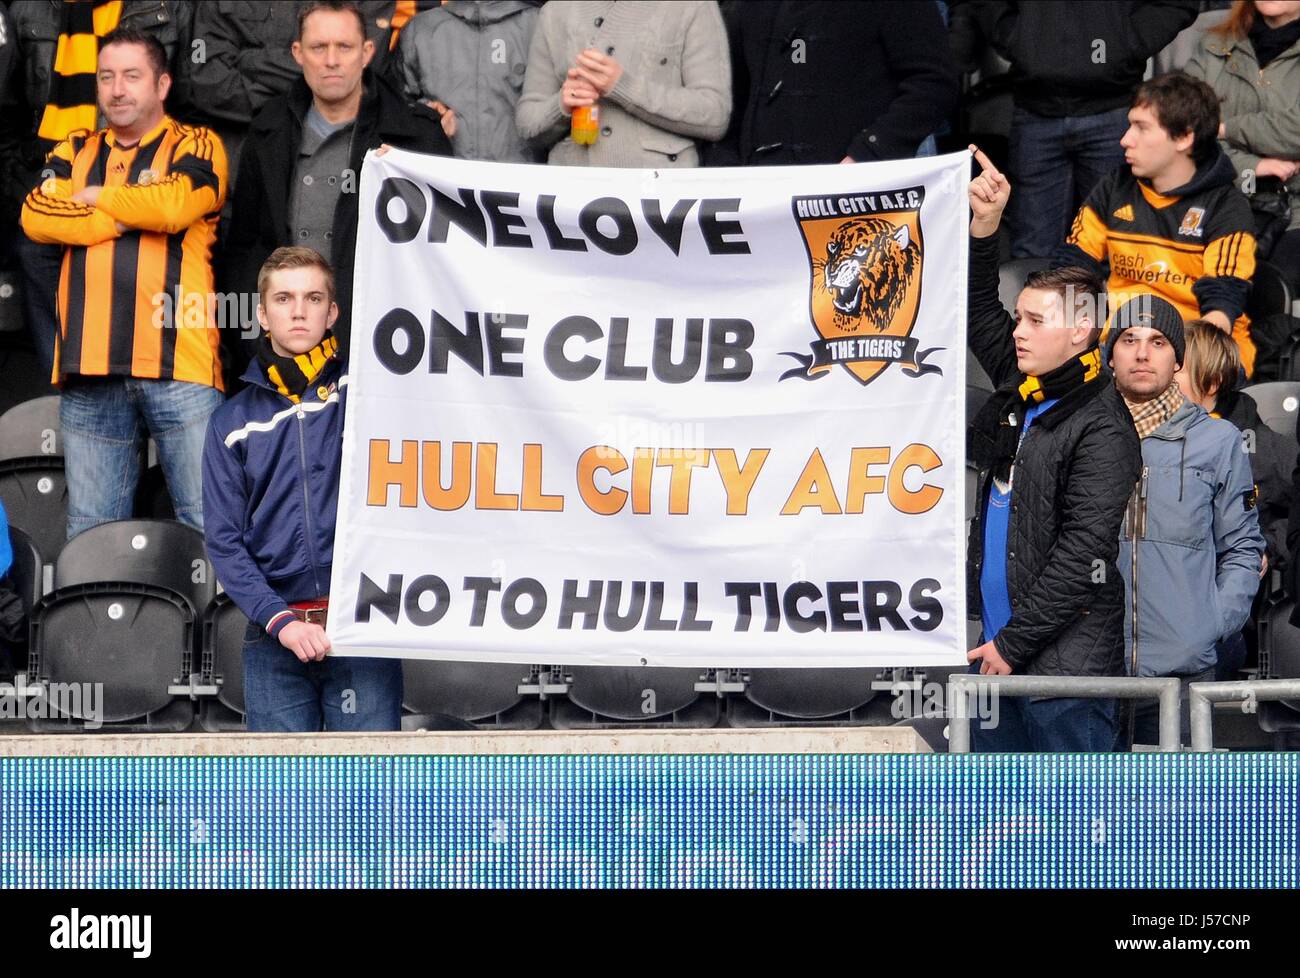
[966,147,1143,752]
[706,0,958,165]
[177,0,414,181]
[973,0,1200,258]
[222,1,450,384]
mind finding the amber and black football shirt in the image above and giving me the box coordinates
[21,115,228,390]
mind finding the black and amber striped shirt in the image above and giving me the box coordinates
[20,115,228,390]
[1056,153,1258,374]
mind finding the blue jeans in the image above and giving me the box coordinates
[1008,105,1129,258]
[17,233,62,381]
[1125,665,1217,749]
[60,377,225,539]
[968,664,1118,752]
[242,622,404,732]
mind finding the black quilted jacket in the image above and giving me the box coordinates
[966,235,1142,676]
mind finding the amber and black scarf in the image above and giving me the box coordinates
[978,347,1105,484]
[257,333,339,403]
[38,1,123,147]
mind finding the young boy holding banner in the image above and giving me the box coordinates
[202,246,403,732]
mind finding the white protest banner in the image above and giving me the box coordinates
[327,149,968,667]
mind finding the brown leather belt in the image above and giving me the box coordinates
[288,599,329,627]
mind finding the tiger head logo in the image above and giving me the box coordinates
[789,188,931,386]
[819,218,921,332]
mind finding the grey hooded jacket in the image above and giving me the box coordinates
[1118,399,1265,678]
[399,1,541,163]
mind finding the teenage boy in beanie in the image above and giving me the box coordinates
[202,246,402,732]
[1109,293,1265,747]
[966,147,1143,752]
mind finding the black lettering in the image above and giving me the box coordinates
[603,580,646,632]
[404,574,451,626]
[699,198,750,255]
[652,318,703,384]
[544,316,602,380]
[605,317,648,380]
[680,581,713,631]
[538,194,588,251]
[429,186,488,246]
[502,578,547,629]
[559,579,604,629]
[644,581,677,631]
[376,178,425,244]
[463,576,502,627]
[374,307,425,375]
[356,573,403,624]
[726,582,761,631]
[480,190,533,248]
[762,581,781,631]
[642,198,697,255]
[908,578,943,631]
[863,580,907,631]
[827,581,863,632]
[705,319,755,381]
[579,197,638,256]
[429,309,483,376]
[485,312,527,377]
[783,581,827,633]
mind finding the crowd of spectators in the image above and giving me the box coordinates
[1,0,1299,745]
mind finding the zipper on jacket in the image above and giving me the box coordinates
[296,406,324,597]
[1126,466,1148,747]
[1130,467,1148,675]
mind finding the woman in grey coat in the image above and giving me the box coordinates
[516,0,731,168]
[1186,0,1300,287]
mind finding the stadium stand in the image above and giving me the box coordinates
[1241,381,1300,438]
[728,668,884,726]
[0,395,58,462]
[1247,261,1294,322]
[552,665,718,728]
[1255,599,1300,748]
[27,520,214,732]
[401,659,547,730]
[198,592,248,732]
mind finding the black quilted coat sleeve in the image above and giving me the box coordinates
[992,405,1142,669]
[966,234,1020,390]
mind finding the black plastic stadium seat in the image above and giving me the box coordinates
[550,665,717,728]
[26,520,215,732]
[998,258,1051,318]
[727,668,881,726]
[1247,261,1293,321]
[0,396,60,462]
[198,592,248,731]
[0,458,67,565]
[29,582,194,728]
[1240,382,1300,440]
[54,519,214,613]
[1255,599,1300,747]
[402,659,543,729]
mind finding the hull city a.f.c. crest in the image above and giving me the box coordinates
[784,186,942,386]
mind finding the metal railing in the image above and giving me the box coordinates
[947,674,1182,753]
[1189,679,1300,751]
